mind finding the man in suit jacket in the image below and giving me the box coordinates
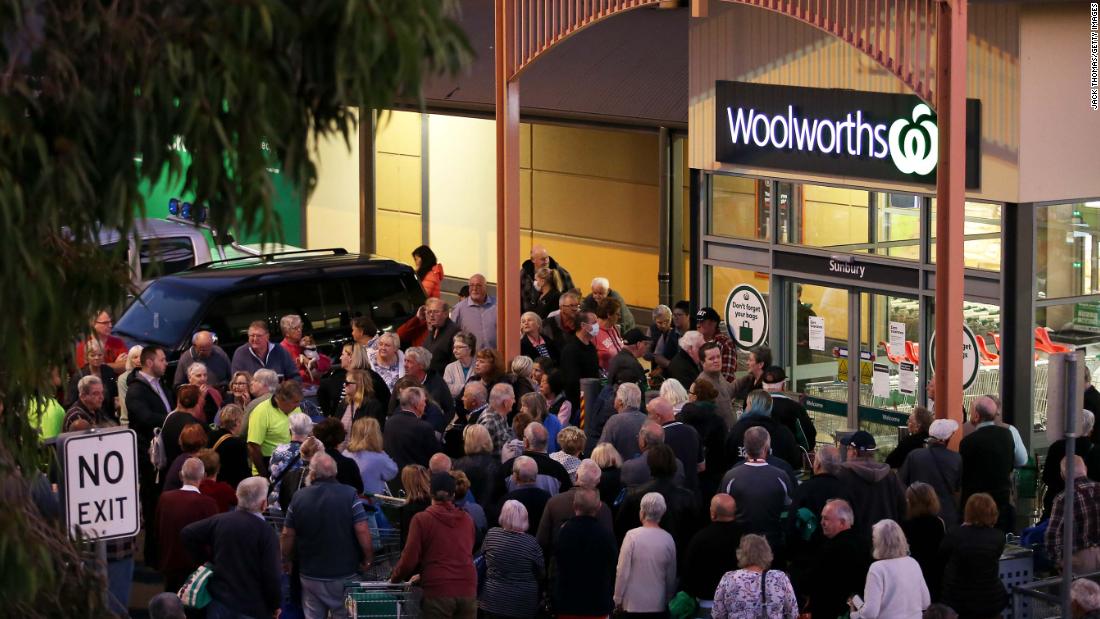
[960,395,1018,532]
[126,345,175,564]
[383,386,440,474]
[182,477,282,618]
[423,299,461,374]
[155,458,218,592]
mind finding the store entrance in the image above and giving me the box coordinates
[787,280,920,451]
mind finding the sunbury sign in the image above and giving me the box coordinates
[715,81,981,188]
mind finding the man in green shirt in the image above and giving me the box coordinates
[247,381,304,477]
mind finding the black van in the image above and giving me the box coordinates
[113,249,424,364]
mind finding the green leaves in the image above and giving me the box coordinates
[0,0,470,613]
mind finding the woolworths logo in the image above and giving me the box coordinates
[725,103,939,177]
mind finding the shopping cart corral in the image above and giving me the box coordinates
[346,580,421,619]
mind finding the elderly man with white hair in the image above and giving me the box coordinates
[173,329,231,388]
[182,476,282,618]
[392,345,455,417]
[959,394,1019,532]
[478,382,516,457]
[495,422,573,504]
[493,455,551,535]
[155,458,219,592]
[1047,455,1100,573]
[281,453,375,618]
[384,386,441,472]
[614,492,677,615]
[599,382,647,461]
[1041,409,1099,521]
[666,330,704,389]
[451,273,498,351]
[63,375,112,431]
[806,499,873,619]
[580,276,635,333]
[537,459,613,553]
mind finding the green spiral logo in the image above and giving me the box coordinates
[888,104,938,176]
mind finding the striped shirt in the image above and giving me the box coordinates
[479,528,544,617]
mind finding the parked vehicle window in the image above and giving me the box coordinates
[139,237,196,277]
[200,290,269,347]
[114,281,207,348]
[348,274,421,329]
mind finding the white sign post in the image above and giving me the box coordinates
[724,284,769,350]
[60,427,140,541]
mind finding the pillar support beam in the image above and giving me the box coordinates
[933,0,967,441]
[495,0,521,361]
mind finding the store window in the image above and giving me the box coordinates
[710,176,769,241]
[1033,301,1100,437]
[1037,201,1100,299]
[786,184,871,250]
[929,200,1003,271]
[707,265,770,369]
[872,193,922,261]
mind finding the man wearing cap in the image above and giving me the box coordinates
[606,328,649,388]
[835,430,906,536]
[761,366,816,451]
[899,419,963,528]
[392,472,478,618]
[695,307,737,383]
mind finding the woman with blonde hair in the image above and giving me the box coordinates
[551,426,586,481]
[455,424,498,508]
[591,442,624,506]
[399,464,432,547]
[660,378,690,414]
[339,368,384,433]
[367,332,405,391]
[343,417,397,495]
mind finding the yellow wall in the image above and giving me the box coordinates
[427,114,498,280]
[306,108,361,251]
[373,113,662,310]
[800,185,870,248]
[374,111,423,262]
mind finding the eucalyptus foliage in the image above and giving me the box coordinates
[0,0,470,614]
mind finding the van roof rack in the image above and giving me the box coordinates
[191,247,351,270]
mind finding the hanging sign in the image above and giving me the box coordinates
[898,361,917,396]
[928,325,981,390]
[889,322,907,358]
[808,316,825,351]
[715,81,981,188]
[724,284,769,350]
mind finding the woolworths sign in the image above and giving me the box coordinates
[715,81,981,188]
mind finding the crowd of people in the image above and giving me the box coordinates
[33,244,1100,619]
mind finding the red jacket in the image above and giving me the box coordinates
[393,502,477,598]
[156,488,219,573]
[421,264,444,298]
[199,479,238,513]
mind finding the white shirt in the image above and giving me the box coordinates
[180,484,201,494]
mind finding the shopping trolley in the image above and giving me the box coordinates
[345,580,421,619]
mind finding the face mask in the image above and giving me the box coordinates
[587,322,600,337]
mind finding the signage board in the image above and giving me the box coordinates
[928,325,981,390]
[808,316,825,351]
[724,284,769,350]
[59,428,140,541]
[773,250,920,289]
[715,81,981,188]
[1074,302,1100,334]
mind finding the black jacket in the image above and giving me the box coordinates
[769,393,817,450]
[835,458,907,537]
[207,428,250,488]
[959,424,1016,508]
[383,410,440,472]
[520,335,560,363]
[520,257,574,313]
[317,366,391,418]
[161,411,200,473]
[559,338,600,410]
[679,401,730,491]
[125,371,174,457]
[181,509,281,618]
[495,451,573,504]
[885,430,929,469]
[666,349,701,390]
[806,529,872,619]
[553,516,618,616]
[424,318,462,375]
[682,521,744,600]
[327,447,365,494]
[1040,436,1099,520]
[939,525,1008,616]
[725,413,802,471]
[615,477,702,561]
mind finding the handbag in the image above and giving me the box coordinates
[177,562,215,608]
[755,570,769,619]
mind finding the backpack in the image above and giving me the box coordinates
[148,426,167,471]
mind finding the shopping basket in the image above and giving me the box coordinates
[345,581,420,619]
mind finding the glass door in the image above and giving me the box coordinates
[790,281,851,445]
[858,292,921,455]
